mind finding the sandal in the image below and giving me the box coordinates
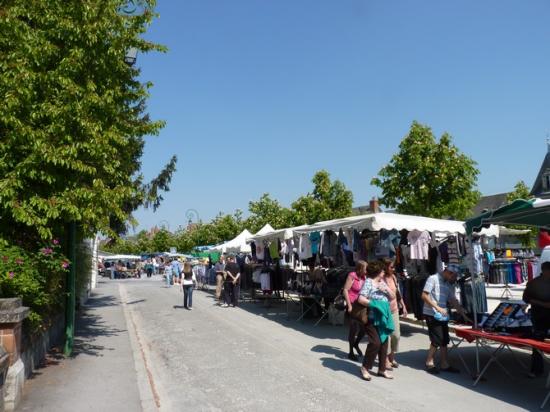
[377,371,394,379]
[360,366,372,381]
[391,360,399,368]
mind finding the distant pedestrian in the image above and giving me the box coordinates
[145,259,154,277]
[171,258,182,285]
[214,256,226,304]
[223,255,241,307]
[182,262,196,310]
[342,260,367,361]
[164,260,173,287]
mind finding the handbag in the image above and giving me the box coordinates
[350,301,369,325]
[333,291,346,311]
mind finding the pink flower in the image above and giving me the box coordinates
[52,239,59,245]
[15,258,23,265]
[41,247,53,256]
[62,261,70,269]
[8,272,14,279]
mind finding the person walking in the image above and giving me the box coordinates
[164,260,173,287]
[223,255,241,307]
[214,256,226,305]
[356,261,395,381]
[342,260,368,360]
[182,262,196,310]
[422,264,468,374]
[382,258,407,369]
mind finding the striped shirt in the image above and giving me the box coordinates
[422,273,456,317]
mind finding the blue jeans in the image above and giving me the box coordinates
[166,272,172,287]
[183,285,193,308]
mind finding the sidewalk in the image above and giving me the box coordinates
[19,280,143,412]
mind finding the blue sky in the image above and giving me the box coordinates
[132,0,550,232]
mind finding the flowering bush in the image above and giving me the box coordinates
[0,238,68,330]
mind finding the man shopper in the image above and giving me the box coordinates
[422,264,468,374]
[223,255,241,307]
[523,261,550,377]
[214,256,226,304]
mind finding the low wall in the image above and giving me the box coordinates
[20,314,65,380]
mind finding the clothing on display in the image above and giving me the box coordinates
[407,230,430,260]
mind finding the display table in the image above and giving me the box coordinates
[455,328,550,408]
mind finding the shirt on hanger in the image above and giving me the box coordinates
[407,230,430,260]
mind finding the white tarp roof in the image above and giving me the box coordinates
[209,229,253,253]
[254,224,275,236]
[294,212,500,236]
[247,224,310,243]
[98,254,142,260]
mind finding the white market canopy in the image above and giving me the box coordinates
[294,212,500,237]
[209,229,253,254]
[254,224,275,236]
[247,224,310,243]
[98,253,142,260]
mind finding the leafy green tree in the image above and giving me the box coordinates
[0,0,175,242]
[246,194,294,232]
[150,229,174,252]
[506,181,533,203]
[291,170,353,224]
[371,121,480,220]
[505,181,536,246]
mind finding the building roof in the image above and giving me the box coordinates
[530,149,550,198]
[471,193,509,216]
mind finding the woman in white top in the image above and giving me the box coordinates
[182,262,196,310]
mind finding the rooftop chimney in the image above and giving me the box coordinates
[369,197,380,213]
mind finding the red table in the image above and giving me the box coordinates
[454,328,550,408]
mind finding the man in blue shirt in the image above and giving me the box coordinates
[422,264,468,374]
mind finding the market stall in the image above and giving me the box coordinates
[461,198,550,407]
[209,229,253,254]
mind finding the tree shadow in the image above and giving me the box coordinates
[69,311,124,358]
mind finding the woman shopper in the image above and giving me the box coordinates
[182,262,196,310]
[357,261,395,381]
[342,260,368,360]
[383,258,407,370]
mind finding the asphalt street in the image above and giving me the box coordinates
[119,277,547,412]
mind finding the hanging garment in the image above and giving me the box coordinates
[309,232,321,255]
[299,234,313,260]
[408,230,430,260]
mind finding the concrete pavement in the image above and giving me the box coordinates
[18,277,548,411]
[18,279,147,412]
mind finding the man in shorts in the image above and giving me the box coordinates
[422,264,468,374]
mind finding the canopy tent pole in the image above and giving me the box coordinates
[468,234,481,379]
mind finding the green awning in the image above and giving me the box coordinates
[465,198,550,234]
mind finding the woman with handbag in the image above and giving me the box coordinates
[357,261,395,381]
[383,258,407,370]
[342,260,368,361]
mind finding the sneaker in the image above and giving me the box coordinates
[188,307,193,311]
[221,303,229,308]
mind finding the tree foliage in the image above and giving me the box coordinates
[0,0,176,242]
[292,170,354,224]
[247,194,294,233]
[506,181,533,203]
[105,170,354,254]
[371,121,480,220]
[505,180,536,246]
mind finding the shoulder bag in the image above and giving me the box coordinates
[350,301,369,325]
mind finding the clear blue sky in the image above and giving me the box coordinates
[132,0,550,232]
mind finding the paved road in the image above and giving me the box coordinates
[118,277,546,412]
